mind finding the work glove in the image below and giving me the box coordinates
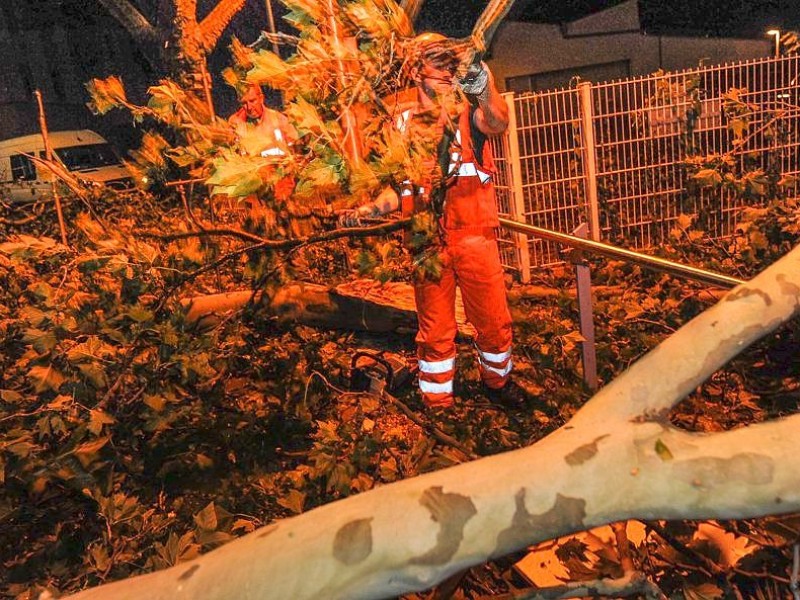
[458,61,490,97]
[337,209,363,228]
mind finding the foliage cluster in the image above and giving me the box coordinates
[1,179,799,598]
[1,1,799,598]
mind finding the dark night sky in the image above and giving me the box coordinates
[415,0,800,39]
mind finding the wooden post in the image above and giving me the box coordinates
[578,82,601,242]
[34,90,68,246]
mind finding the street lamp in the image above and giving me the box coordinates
[767,29,781,57]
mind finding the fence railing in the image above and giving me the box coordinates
[492,54,800,279]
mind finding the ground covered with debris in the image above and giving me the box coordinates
[1,192,799,599]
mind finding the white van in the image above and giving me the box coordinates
[0,130,132,203]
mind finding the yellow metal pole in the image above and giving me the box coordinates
[499,217,744,289]
[34,90,68,246]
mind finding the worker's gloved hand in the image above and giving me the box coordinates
[457,61,490,97]
[337,209,363,228]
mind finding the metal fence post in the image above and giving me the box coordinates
[577,82,601,242]
[572,222,598,391]
[502,91,531,282]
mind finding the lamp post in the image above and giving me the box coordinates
[767,29,781,57]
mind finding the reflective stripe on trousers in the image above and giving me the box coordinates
[414,234,513,406]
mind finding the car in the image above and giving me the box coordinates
[0,129,132,203]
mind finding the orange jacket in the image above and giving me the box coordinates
[400,105,499,232]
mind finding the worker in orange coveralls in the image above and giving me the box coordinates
[341,33,514,409]
[228,84,297,205]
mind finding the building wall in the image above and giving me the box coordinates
[488,1,772,92]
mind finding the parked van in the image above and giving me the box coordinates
[0,130,132,203]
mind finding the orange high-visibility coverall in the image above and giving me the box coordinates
[403,106,513,408]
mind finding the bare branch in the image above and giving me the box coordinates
[96,0,161,64]
[199,0,248,51]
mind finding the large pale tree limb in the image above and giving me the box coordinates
[66,245,800,600]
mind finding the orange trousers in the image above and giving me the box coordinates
[414,231,513,407]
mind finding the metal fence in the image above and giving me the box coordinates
[492,54,800,279]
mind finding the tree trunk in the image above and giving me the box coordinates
[183,279,476,337]
[67,245,800,600]
[96,0,163,69]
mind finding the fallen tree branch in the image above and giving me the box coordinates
[66,245,800,600]
[482,570,666,600]
[142,218,410,248]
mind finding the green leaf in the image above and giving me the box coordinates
[66,337,117,364]
[125,305,154,323]
[276,489,306,514]
[78,363,108,389]
[655,438,674,461]
[0,389,24,404]
[28,365,66,393]
[88,410,116,436]
[193,502,218,531]
[23,328,58,354]
[684,583,724,600]
[691,168,722,188]
[74,436,110,467]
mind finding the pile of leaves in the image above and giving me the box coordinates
[1,0,799,597]
[0,183,799,599]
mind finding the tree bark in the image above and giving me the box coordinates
[182,279,475,337]
[96,0,162,68]
[66,245,800,600]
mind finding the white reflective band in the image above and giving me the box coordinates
[401,189,413,196]
[274,128,284,141]
[479,348,512,363]
[397,110,412,133]
[418,187,425,194]
[480,358,513,378]
[419,357,455,374]
[448,162,492,183]
[261,147,285,156]
[419,379,453,394]
[455,129,462,144]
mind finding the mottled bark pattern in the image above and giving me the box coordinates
[673,453,775,486]
[495,490,586,555]
[409,487,477,566]
[333,518,374,565]
[565,434,610,465]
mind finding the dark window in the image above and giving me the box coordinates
[506,60,631,93]
[10,155,37,181]
[54,144,120,171]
